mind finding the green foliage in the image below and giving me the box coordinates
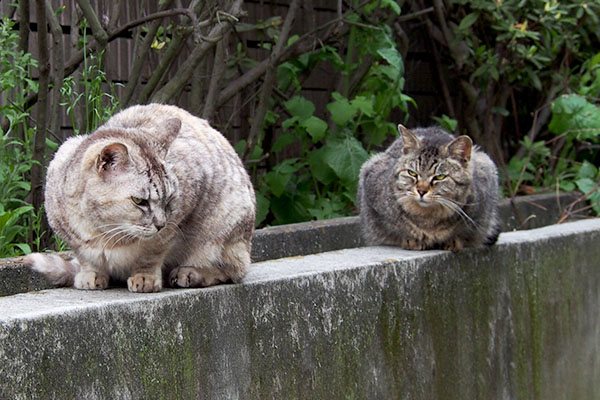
[0,17,118,257]
[61,18,121,135]
[249,1,413,226]
[505,57,600,214]
[0,17,40,257]
[452,0,600,91]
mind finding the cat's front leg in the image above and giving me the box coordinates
[401,237,426,250]
[74,270,109,290]
[127,271,163,293]
[442,238,464,252]
[169,266,229,288]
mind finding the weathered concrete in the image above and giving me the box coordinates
[253,191,584,262]
[1,218,599,399]
[0,192,586,297]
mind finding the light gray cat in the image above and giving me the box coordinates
[357,125,500,251]
[25,104,255,292]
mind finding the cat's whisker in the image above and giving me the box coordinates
[89,225,126,242]
[165,221,186,243]
[437,197,488,233]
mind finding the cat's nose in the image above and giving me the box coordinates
[417,188,428,197]
[154,221,165,231]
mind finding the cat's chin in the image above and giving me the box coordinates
[402,199,452,218]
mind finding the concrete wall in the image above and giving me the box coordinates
[1,215,599,399]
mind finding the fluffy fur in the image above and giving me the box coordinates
[25,104,256,292]
[357,125,500,251]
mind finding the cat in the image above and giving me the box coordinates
[25,103,256,293]
[357,125,500,252]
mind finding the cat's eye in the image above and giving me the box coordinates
[131,196,148,207]
[433,174,447,181]
[406,170,418,178]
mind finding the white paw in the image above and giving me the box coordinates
[127,273,163,293]
[74,271,109,290]
[169,266,229,288]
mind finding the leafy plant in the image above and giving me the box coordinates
[505,76,600,216]
[0,17,40,257]
[61,19,121,135]
[246,2,414,226]
[0,16,119,257]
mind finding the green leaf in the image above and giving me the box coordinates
[264,171,291,197]
[307,147,337,185]
[301,116,328,142]
[322,137,369,184]
[270,194,310,225]
[383,0,401,14]
[491,106,509,116]
[271,132,297,153]
[327,93,358,126]
[254,191,270,227]
[13,243,31,255]
[458,13,479,31]
[549,95,600,137]
[432,114,458,133]
[578,160,598,179]
[351,95,374,117]
[559,180,576,191]
[282,116,300,131]
[45,138,59,151]
[284,96,315,119]
[576,177,596,194]
[264,158,303,197]
[376,47,404,73]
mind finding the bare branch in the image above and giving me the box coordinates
[45,0,65,141]
[17,0,30,54]
[122,0,175,106]
[32,0,50,245]
[217,14,346,109]
[244,0,301,160]
[75,0,108,47]
[202,32,228,121]
[136,26,191,104]
[151,0,245,104]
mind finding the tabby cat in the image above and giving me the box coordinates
[25,104,256,292]
[357,125,500,251]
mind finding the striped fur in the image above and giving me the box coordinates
[25,104,255,292]
[357,125,500,252]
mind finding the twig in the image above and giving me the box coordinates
[244,0,301,161]
[151,0,245,104]
[76,0,108,46]
[32,0,51,246]
[398,7,434,22]
[19,6,212,115]
[136,25,192,104]
[557,184,599,223]
[217,14,348,108]
[202,32,228,121]
[122,0,175,106]
[45,0,65,141]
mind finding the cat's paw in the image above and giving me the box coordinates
[74,271,109,290]
[401,238,426,250]
[169,266,229,288]
[443,238,464,253]
[127,273,162,293]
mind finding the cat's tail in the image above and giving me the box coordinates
[23,253,81,287]
[483,222,501,246]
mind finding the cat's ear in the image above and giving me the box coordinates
[447,135,472,164]
[157,118,182,156]
[398,125,420,154]
[96,143,129,178]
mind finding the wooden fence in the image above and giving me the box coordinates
[0,0,442,143]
